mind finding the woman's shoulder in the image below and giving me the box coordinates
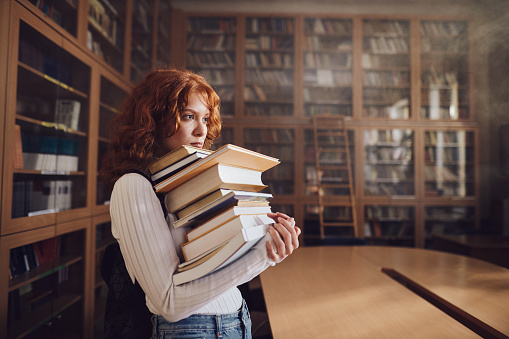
[114,172,153,191]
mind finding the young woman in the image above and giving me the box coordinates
[100,68,300,338]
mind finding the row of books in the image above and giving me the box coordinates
[188,18,237,33]
[424,147,472,163]
[424,131,472,145]
[364,37,409,54]
[147,144,280,285]
[305,104,352,117]
[12,180,74,218]
[304,19,352,35]
[304,36,352,51]
[362,70,410,87]
[362,88,409,104]
[361,53,409,70]
[304,52,352,69]
[245,69,293,86]
[364,221,414,238]
[303,87,352,103]
[364,165,413,181]
[244,85,293,102]
[364,182,412,196]
[365,206,413,219]
[20,133,80,172]
[246,52,294,68]
[421,107,469,120]
[187,51,235,67]
[363,21,409,36]
[187,35,236,50]
[9,238,61,279]
[420,21,467,37]
[245,36,294,50]
[304,69,352,87]
[246,18,294,34]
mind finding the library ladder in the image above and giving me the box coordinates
[312,115,358,239]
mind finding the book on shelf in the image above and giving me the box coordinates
[186,205,273,242]
[148,145,213,175]
[164,163,267,213]
[55,99,81,131]
[174,189,272,228]
[153,144,279,194]
[173,224,267,286]
[14,124,24,169]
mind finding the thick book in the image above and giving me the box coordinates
[148,145,212,175]
[182,214,274,261]
[173,225,267,285]
[177,243,227,272]
[177,189,272,219]
[164,163,267,213]
[154,144,279,193]
[186,205,272,241]
[151,152,210,184]
[173,189,272,228]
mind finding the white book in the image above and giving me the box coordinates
[186,205,272,241]
[173,225,267,286]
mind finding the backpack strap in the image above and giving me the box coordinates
[100,170,167,338]
[128,169,168,217]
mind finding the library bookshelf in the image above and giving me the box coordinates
[0,0,176,337]
[0,3,481,338]
[181,13,480,247]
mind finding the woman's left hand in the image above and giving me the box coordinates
[266,212,301,262]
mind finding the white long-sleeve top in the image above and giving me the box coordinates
[109,173,276,322]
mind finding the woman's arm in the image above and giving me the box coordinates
[110,173,276,322]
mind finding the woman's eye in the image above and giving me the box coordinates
[203,117,209,124]
[183,114,194,121]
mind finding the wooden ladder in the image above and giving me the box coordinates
[312,115,358,239]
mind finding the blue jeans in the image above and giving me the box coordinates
[151,300,252,339]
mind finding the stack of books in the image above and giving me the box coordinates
[148,144,280,285]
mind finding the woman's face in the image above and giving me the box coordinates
[158,92,209,155]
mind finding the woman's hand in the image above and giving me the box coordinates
[266,212,301,262]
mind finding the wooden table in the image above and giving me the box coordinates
[433,234,509,268]
[260,246,509,339]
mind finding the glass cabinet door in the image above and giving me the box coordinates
[420,20,470,120]
[10,20,90,231]
[424,130,475,197]
[244,16,294,117]
[187,16,237,117]
[7,226,87,338]
[243,128,295,196]
[362,19,411,119]
[303,17,353,117]
[363,205,415,247]
[363,128,414,196]
[96,76,127,210]
[87,0,127,74]
[130,0,155,82]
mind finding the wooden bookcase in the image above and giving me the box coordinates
[0,0,178,337]
[0,3,481,337]
[181,13,479,248]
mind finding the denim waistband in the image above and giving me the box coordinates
[151,299,251,338]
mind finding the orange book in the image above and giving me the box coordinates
[14,125,24,169]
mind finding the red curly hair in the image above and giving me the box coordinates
[100,68,222,188]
